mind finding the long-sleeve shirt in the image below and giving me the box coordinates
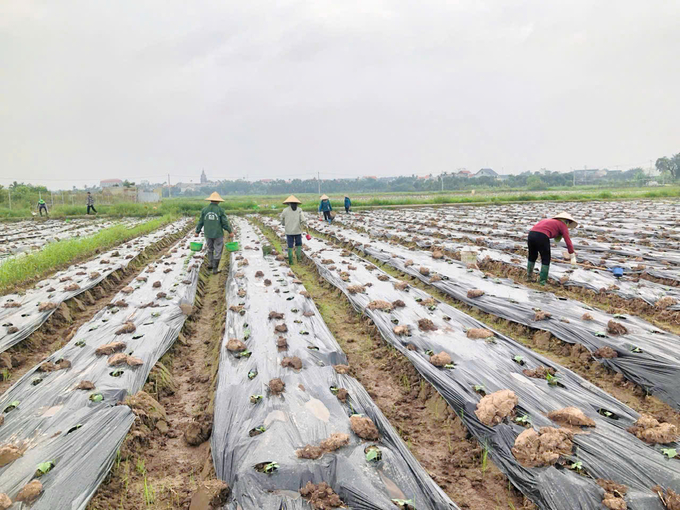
[531,218,575,254]
[319,200,332,212]
[87,195,94,206]
[280,206,305,235]
[344,197,351,208]
[196,203,232,238]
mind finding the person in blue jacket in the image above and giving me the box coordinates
[344,195,351,213]
[319,194,333,224]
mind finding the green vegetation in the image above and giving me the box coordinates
[0,215,176,294]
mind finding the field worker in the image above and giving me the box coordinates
[344,195,351,214]
[195,192,233,275]
[280,195,305,264]
[86,192,97,215]
[37,198,48,217]
[319,194,333,224]
[527,212,578,286]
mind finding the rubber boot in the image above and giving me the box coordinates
[295,246,302,263]
[287,248,294,265]
[526,261,536,281]
[212,257,221,275]
[539,264,550,286]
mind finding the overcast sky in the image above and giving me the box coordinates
[1,0,679,188]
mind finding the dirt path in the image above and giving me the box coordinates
[0,228,189,394]
[258,223,534,510]
[88,256,225,510]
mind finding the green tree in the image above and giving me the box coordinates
[526,175,547,190]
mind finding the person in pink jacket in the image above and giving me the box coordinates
[527,212,578,285]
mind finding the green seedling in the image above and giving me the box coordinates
[300,330,309,335]
[444,363,455,369]
[428,305,437,311]
[594,332,607,338]
[67,424,83,434]
[392,318,399,324]
[255,425,266,434]
[243,328,251,340]
[89,393,104,402]
[293,320,302,324]
[234,350,252,359]
[515,415,531,425]
[4,400,19,412]
[307,345,319,351]
[247,370,258,380]
[415,297,423,302]
[88,325,99,331]
[545,373,559,386]
[110,369,124,377]
[151,312,161,318]
[630,346,643,353]
[329,386,340,395]
[570,461,584,473]
[474,384,486,394]
[1,369,11,382]
[35,461,55,478]
[513,355,524,365]
[249,395,263,404]
[31,377,42,386]
[425,349,434,356]
[365,445,382,463]
[291,308,299,313]
[598,408,615,418]
[662,448,678,459]
[262,462,279,474]
[75,340,86,347]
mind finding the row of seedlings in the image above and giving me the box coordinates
[263,215,680,510]
[211,219,459,510]
[0,231,203,508]
[308,217,680,410]
[0,219,191,354]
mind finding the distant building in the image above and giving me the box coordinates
[259,179,273,183]
[471,168,498,179]
[456,170,472,178]
[100,178,123,188]
[417,174,432,180]
[573,169,605,182]
[200,170,208,184]
[362,176,377,180]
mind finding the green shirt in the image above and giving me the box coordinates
[196,203,232,238]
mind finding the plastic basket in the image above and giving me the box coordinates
[226,241,240,252]
[189,241,203,252]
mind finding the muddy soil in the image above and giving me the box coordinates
[87,254,225,510]
[0,227,189,394]
[258,224,534,510]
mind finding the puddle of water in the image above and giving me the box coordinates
[305,398,330,422]
[42,405,63,418]
[379,469,406,500]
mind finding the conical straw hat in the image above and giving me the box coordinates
[320,194,329,200]
[283,195,302,204]
[553,211,577,227]
[204,192,224,202]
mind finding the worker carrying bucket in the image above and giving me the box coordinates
[280,195,306,264]
[195,192,233,275]
[527,212,578,286]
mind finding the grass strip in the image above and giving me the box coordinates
[0,214,177,294]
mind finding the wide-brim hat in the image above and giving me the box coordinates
[320,194,329,200]
[283,195,302,204]
[553,212,578,228]
[204,192,224,202]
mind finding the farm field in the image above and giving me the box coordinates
[1,198,680,510]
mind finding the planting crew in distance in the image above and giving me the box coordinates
[195,191,233,274]
[527,212,578,285]
[319,194,333,224]
[86,192,97,215]
[37,198,48,217]
[280,195,305,264]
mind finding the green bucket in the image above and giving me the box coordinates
[189,241,203,252]
[226,241,240,252]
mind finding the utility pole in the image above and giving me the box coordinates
[8,190,11,210]
[317,172,321,195]
[167,174,171,198]
[441,172,444,192]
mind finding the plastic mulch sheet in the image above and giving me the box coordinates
[0,233,202,508]
[0,219,190,355]
[262,215,680,510]
[308,218,680,410]
[211,219,459,510]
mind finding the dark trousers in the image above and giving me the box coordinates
[323,210,332,221]
[87,205,97,214]
[527,231,551,265]
[344,206,350,213]
[286,234,302,248]
[39,205,48,216]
